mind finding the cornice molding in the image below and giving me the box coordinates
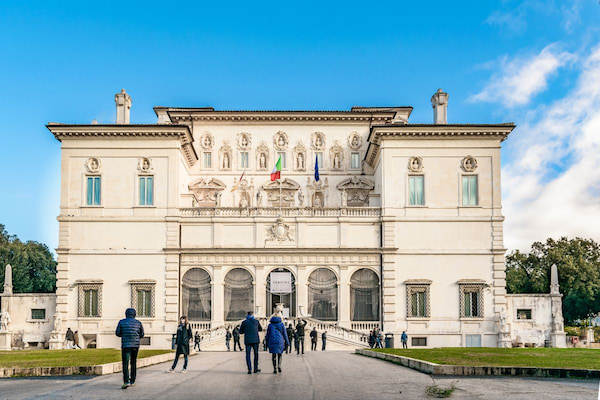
[168,114,394,123]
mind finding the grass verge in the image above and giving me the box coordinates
[0,349,172,369]
[371,347,600,370]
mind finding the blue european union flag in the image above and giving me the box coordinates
[314,155,320,182]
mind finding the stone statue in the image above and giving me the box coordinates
[313,195,321,208]
[334,153,341,169]
[351,135,359,148]
[215,192,222,207]
[297,152,304,169]
[53,312,61,332]
[0,311,10,331]
[259,153,266,169]
[278,135,286,148]
[298,190,304,207]
[223,153,230,169]
[341,190,347,207]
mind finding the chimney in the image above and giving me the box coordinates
[431,88,448,124]
[115,89,132,124]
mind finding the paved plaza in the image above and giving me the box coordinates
[0,351,597,399]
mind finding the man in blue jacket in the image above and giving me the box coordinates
[115,308,145,389]
[239,311,263,374]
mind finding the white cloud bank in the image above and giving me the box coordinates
[470,44,574,107]
[502,44,600,251]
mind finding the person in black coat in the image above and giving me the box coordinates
[239,311,263,374]
[295,319,306,355]
[310,327,318,351]
[115,308,145,389]
[233,325,243,351]
[225,327,232,351]
[194,331,201,352]
[168,316,193,373]
[285,324,294,354]
[321,331,327,351]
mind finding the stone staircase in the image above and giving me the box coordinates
[193,317,370,351]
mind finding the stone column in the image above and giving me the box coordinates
[212,266,225,327]
[339,266,350,329]
[297,267,308,317]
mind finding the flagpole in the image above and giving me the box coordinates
[279,178,282,217]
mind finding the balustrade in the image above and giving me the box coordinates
[180,207,381,218]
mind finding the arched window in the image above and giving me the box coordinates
[224,268,254,321]
[350,269,380,321]
[308,268,338,321]
[182,268,211,321]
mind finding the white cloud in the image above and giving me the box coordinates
[502,44,600,250]
[486,10,527,36]
[470,44,574,107]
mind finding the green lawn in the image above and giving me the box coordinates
[372,348,600,370]
[0,349,172,368]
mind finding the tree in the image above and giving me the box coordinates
[506,237,600,325]
[0,224,56,293]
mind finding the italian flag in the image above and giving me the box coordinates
[270,156,282,181]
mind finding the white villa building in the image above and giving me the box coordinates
[17,89,564,350]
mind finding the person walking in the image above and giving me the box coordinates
[168,316,192,373]
[310,327,318,351]
[265,314,289,374]
[295,319,306,355]
[375,329,384,349]
[115,308,144,390]
[65,327,74,349]
[285,324,294,354]
[321,331,327,351]
[368,330,375,348]
[225,327,232,351]
[194,331,201,352]
[239,311,263,374]
[293,325,299,353]
[233,325,243,351]
[73,330,81,349]
[401,331,408,349]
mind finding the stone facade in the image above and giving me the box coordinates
[35,89,562,349]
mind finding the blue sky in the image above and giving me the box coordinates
[1,0,599,252]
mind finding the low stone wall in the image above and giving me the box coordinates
[0,352,175,378]
[355,349,600,379]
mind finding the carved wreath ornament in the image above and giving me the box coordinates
[268,217,293,242]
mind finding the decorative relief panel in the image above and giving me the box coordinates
[200,132,214,149]
[311,132,326,150]
[274,131,289,150]
[238,132,251,150]
[307,177,329,208]
[189,178,226,207]
[138,157,152,173]
[85,157,101,173]
[337,176,375,207]
[408,156,423,172]
[255,141,269,171]
[461,156,477,172]
[265,217,296,247]
[234,177,254,208]
[348,132,362,150]
[293,141,307,171]
[262,178,300,207]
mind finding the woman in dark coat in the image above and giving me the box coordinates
[265,315,289,374]
[168,316,193,373]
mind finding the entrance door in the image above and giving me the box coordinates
[266,269,296,317]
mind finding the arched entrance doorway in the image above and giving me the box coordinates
[308,268,338,321]
[266,268,296,317]
[182,268,212,322]
[224,268,254,321]
[350,268,380,321]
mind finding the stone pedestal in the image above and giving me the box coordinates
[498,332,512,348]
[0,331,12,351]
[49,331,63,350]
[586,327,595,344]
[551,332,566,348]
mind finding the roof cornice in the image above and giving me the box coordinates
[46,123,198,167]
[365,123,516,167]
[157,108,413,124]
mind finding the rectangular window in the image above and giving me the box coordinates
[137,289,152,317]
[517,309,532,320]
[140,337,151,346]
[31,309,46,320]
[83,289,99,317]
[139,176,154,206]
[86,176,101,205]
[465,334,482,347]
[351,152,360,169]
[204,152,212,168]
[462,175,478,206]
[409,175,425,206]
[277,152,286,169]
[240,152,249,169]
[411,291,426,317]
[406,283,431,318]
[464,291,479,317]
[459,283,484,318]
[412,337,427,346]
[315,152,323,169]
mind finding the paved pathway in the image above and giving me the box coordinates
[0,351,597,399]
